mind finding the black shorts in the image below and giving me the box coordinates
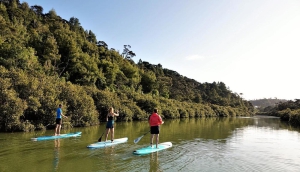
[56,118,62,125]
[150,126,160,134]
[106,120,114,128]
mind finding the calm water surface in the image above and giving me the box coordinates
[0,116,300,172]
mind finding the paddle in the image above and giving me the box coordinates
[98,131,105,142]
[134,131,150,144]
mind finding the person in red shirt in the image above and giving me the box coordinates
[148,108,164,148]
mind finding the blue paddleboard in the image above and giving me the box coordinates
[31,132,82,141]
[133,142,172,155]
[87,137,128,149]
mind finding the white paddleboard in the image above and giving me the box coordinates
[133,142,172,155]
[87,137,128,149]
[31,132,82,141]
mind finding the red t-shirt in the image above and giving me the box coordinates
[149,113,163,126]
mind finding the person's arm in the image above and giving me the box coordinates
[148,115,152,126]
[106,114,108,121]
[159,115,164,125]
[114,110,119,116]
[62,113,68,118]
[61,110,67,118]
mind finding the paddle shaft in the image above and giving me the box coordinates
[98,131,105,142]
[142,131,150,136]
[134,131,150,143]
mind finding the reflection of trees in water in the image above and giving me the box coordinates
[254,116,298,131]
[165,118,256,141]
[254,117,280,128]
[149,152,161,172]
[164,117,300,145]
[54,139,60,171]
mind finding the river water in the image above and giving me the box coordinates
[0,116,300,172]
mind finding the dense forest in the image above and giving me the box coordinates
[261,99,300,127]
[250,98,287,113]
[0,0,254,132]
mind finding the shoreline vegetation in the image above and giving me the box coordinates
[2,0,253,132]
[255,99,300,127]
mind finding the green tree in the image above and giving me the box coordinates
[0,66,27,131]
[122,45,136,60]
[140,70,157,93]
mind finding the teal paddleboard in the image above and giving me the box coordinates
[133,142,172,155]
[87,137,128,149]
[31,132,82,141]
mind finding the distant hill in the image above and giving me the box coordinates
[249,99,288,108]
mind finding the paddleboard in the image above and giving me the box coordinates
[31,132,82,141]
[87,137,128,149]
[133,142,172,155]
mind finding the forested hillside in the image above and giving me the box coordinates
[0,0,254,132]
[263,99,300,126]
[250,98,287,108]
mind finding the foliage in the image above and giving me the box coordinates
[250,98,288,112]
[262,100,300,127]
[0,0,255,132]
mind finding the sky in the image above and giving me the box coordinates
[24,0,300,100]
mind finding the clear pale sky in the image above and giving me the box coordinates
[24,0,300,100]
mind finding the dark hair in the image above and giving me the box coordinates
[59,104,62,107]
[153,108,158,113]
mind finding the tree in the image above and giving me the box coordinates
[69,17,81,31]
[97,41,108,49]
[140,70,157,93]
[30,5,43,16]
[87,30,97,43]
[122,45,136,60]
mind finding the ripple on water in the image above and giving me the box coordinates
[1,119,300,172]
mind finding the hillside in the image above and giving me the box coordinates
[249,98,288,108]
[0,0,254,132]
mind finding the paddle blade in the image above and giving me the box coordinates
[134,136,143,144]
[98,132,104,142]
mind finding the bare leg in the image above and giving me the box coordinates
[105,128,110,141]
[55,124,61,135]
[150,134,154,147]
[55,124,59,135]
[155,134,159,148]
[59,124,61,135]
[111,128,114,142]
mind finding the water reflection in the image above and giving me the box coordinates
[149,152,161,172]
[53,139,60,171]
[102,146,116,171]
[104,145,115,155]
[1,116,300,172]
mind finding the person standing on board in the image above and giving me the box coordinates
[104,107,119,142]
[55,104,68,136]
[149,108,164,148]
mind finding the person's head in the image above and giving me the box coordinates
[59,104,62,108]
[153,108,158,113]
[109,107,114,113]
